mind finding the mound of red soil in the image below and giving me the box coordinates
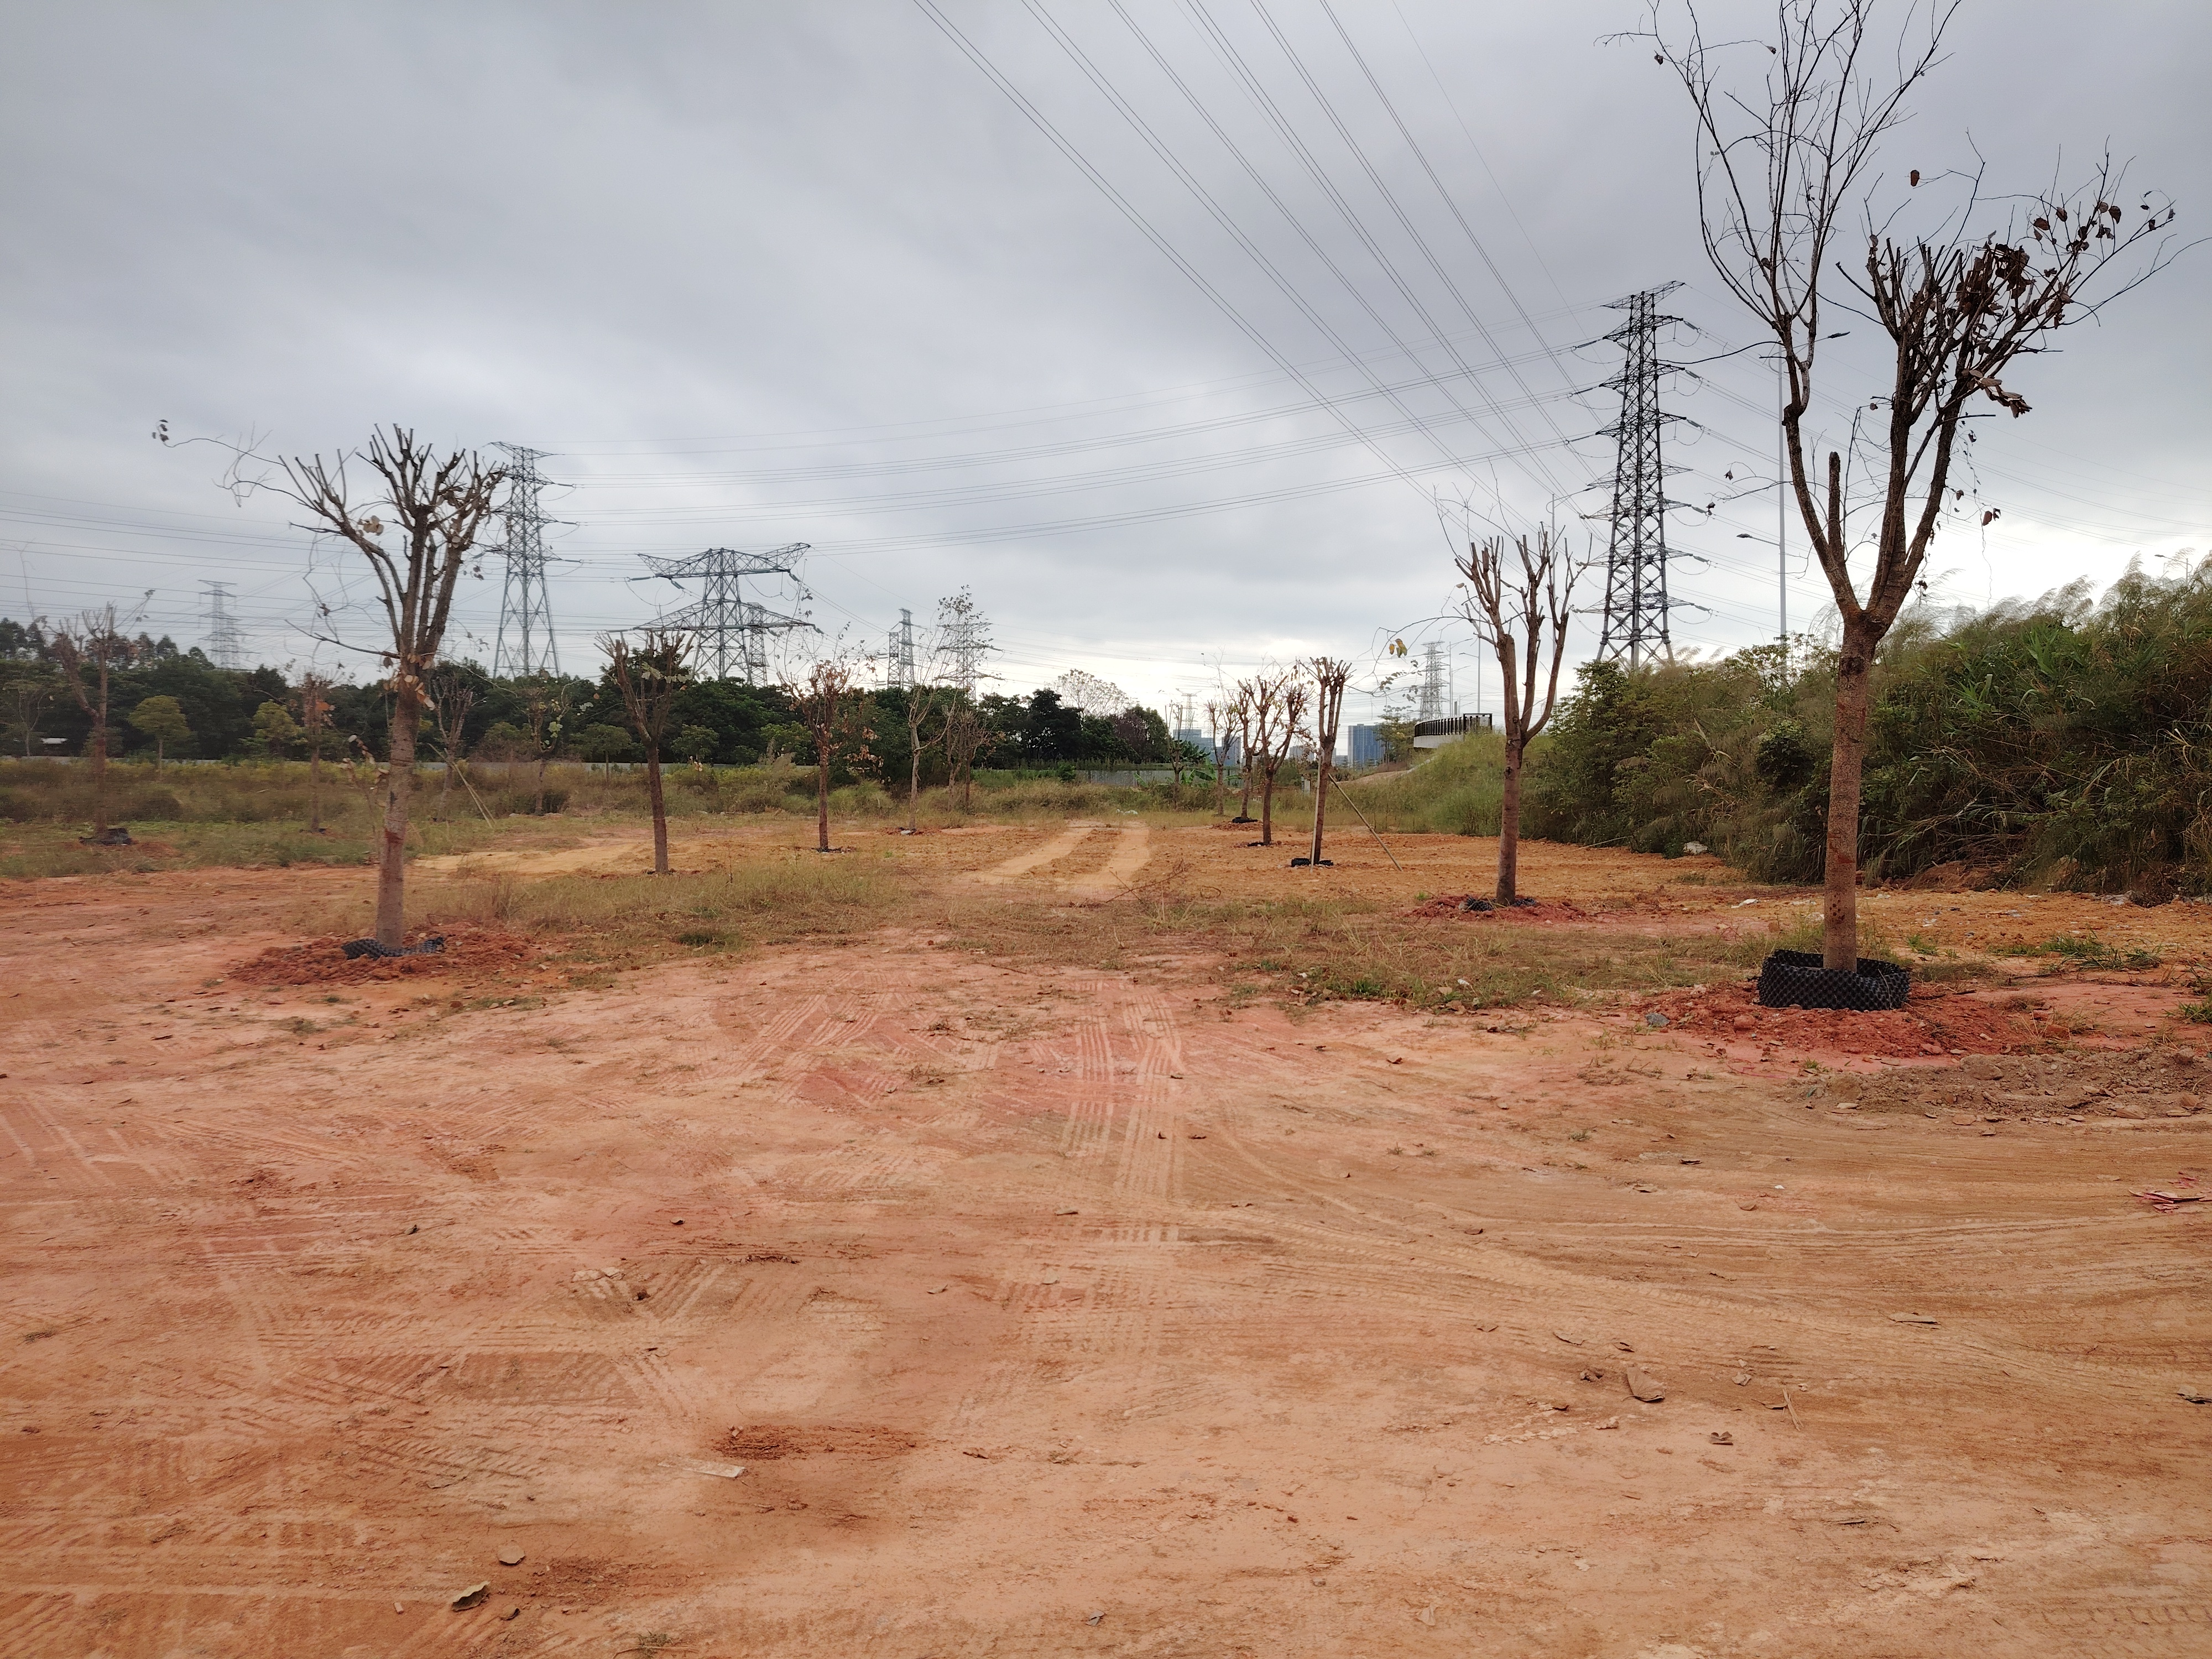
[233,925,542,987]
[1406,894,1591,922]
[1641,980,2048,1057]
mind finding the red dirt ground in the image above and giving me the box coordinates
[4,832,2210,1656]
[232,925,546,988]
[1641,980,2052,1058]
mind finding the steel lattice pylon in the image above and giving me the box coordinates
[492,443,560,677]
[889,608,916,689]
[640,544,812,682]
[937,588,991,695]
[200,580,244,670]
[1595,285,1682,670]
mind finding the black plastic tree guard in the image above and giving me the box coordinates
[1756,948,1910,1011]
[340,935,446,961]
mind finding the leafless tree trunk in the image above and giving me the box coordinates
[13,674,55,760]
[1233,689,1256,819]
[296,672,333,833]
[1646,0,2176,967]
[279,429,504,946]
[426,667,475,822]
[604,629,695,875]
[1306,659,1351,866]
[50,607,135,840]
[941,695,987,813]
[1204,699,1225,820]
[1238,671,1307,849]
[1458,529,1584,905]
[521,677,573,816]
[785,655,869,853]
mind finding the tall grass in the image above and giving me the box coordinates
[1339,733,1507,836]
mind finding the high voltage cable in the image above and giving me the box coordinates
[1171,0,1568,507]
[1083,0,1558,514]
[910,0,1547,523]
[1014,0,1519,515]
[1221,0,1581,495]
[1315,0,1590,447]
[567,398,1589,515]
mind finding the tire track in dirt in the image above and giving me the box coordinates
[973,821,1097,883]
[1060,821,1153,899]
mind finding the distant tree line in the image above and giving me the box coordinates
[0,618,1203,783]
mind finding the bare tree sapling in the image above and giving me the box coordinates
[1457,528,1584,905]
[1306,658,1352,866]
[50,606,137,841]
[785,654,870,853]
[1646,0,2177,969]
[279,428,506,947]
[604,628,696,875]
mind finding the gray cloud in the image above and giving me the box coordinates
[4,0,2204,723]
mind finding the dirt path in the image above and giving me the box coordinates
[2,864,2208,1656]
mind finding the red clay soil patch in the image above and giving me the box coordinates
[720,1425,921,1460]
[1642,979,2049,1057]
[232,925,542,987]
[1406,895,1592,922]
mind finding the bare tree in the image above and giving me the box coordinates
[1204,698,1227,820]
[941,692,989,812]
[1646,0,2177,968]
[897,615,955,834]
[295,672,334,833]
[1457,528,1584,905]
[279,429,505,947]
[1238,671,1308,848]
[426,665,476,822]
[50,606,138,842]
[784,652,871,853]
[1232,686,1256,820]
[1306,658,1353,866]
[519,676,574,816]
[603,628,695,875]
[8,665,57,760]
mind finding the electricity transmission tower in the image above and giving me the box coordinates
[641,544,811,682]
[491,442,560,677]
[938,588,992,694]
[1595,284,1683,670]
[888,608,916,690]
[1415,641,1448,722]
[200,581,244,669]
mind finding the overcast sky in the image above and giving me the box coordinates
[4,0,2205,726]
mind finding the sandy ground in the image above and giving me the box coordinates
[3,827,2209,1657]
